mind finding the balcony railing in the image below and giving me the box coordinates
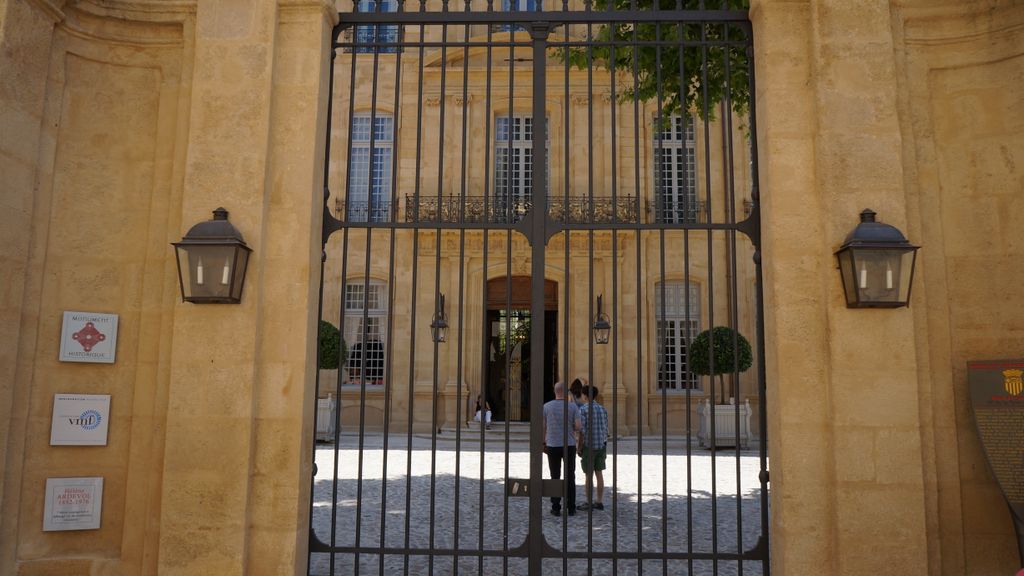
[333,195,722,225]
[335,199,394,223]
[647,199,710,224]
[405,194,642,225]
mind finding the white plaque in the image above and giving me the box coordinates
[43,477,103,531]
[59,311,118,364]
[50,394,111,446]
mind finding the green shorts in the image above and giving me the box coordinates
[579,444,607,473]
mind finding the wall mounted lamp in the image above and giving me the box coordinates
[172,207,252,304]
[593,294,611,344]
[431,293,449,343]
[835,209,919,308]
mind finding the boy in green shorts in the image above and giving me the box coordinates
[577,385,608,511]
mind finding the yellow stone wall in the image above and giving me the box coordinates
[0,0,334,574]
[0,0,1019,575]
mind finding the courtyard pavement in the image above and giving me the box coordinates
[309,431,767,576]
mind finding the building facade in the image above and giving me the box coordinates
[0,0,1021,574]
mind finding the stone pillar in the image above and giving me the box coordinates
[157,1,334,575]
[0,1,64,568]
[751,1,929,574]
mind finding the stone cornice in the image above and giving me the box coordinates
[900,2,1024,47]
[279,0,339,25]
[24,0,68,23]
[62,3,187,46]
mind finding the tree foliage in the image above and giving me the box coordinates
[318,320,348,370]
[690,326,752,403]
[560,0,751,123]
[690,326,752,377]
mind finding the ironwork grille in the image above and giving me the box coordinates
[312,1,767,574]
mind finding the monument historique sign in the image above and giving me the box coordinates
[967,359,1024,568]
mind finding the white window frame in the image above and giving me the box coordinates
[343,280,389,385]
[355,0,399,54]
[348,113,394,223]
[653,114,698,224]
[655,281,701,390]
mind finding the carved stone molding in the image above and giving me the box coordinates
[25,0,67,22]
[425,95,442,107]
[569,94,590,106]
[453,94,473,107]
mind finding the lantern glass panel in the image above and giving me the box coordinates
[839,247,916,307]
[176,244,239,302]
[229,248,251,301]
[837,249,858,305]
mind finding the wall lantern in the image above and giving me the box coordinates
[172,207,252,304]
[593,294,611,344]
[835,209,919,308]
[431,293,449,343]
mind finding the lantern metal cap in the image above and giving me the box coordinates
[837,209,917,251]
[174,208,252,249]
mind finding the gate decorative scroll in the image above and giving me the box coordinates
[311,1,768,574]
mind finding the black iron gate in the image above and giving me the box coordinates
[311,1,767,574]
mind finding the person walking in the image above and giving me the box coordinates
[543,381,581,516]
[473,394,492,429]
[577,384,609,511]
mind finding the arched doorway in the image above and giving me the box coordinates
[485,277,558,422]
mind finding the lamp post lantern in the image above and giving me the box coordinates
[172,207,252,304]
[593,294,611,344]
[431,293,449,343]
[835,209,919,308]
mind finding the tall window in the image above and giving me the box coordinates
[656,281,701,390]
[494,115,534,222]
[348,114,393,222]
[355,0,398,54]
[344,280,388,385]
[501,0,540,31]
[654,115,699,223]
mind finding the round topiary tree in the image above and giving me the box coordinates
[689,326,753,404]
[318,320,347,371]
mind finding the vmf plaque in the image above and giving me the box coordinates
[967,359,1024,568]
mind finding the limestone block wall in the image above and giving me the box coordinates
[0,0,334,574]
[752,0,1022,574]
[895,2,1024,574]
[0,0,1020,574]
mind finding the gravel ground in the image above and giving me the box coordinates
[310,433,767,575]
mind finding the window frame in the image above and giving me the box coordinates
[347,113,394,223]
[655,281,702,391]
[653,114,699,224]
[353,0,400,54]
[343,279,389,386]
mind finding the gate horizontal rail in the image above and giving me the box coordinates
[311,2,768,574]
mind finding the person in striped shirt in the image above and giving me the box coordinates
[577,384,609,511]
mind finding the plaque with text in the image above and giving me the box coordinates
[43,477,103,531]
[967,359,1024,565]
[59,311,118,364]
[50,394,111,446]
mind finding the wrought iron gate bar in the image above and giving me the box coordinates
[312,1,767,573]
[310,543,763,561]
[338,10,748,24]
[333,39,753,49]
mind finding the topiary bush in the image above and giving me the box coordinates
[318,320,347,370]
[690,326,752,404]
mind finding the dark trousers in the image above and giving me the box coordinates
[546,445,577,512]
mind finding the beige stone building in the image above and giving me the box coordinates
[1,0,1021,575]
[318,30,762,436]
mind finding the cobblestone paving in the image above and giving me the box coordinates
[310,433,766,575]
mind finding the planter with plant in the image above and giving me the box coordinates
[689,326,752,405]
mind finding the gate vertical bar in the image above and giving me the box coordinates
[527,21,549,576]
